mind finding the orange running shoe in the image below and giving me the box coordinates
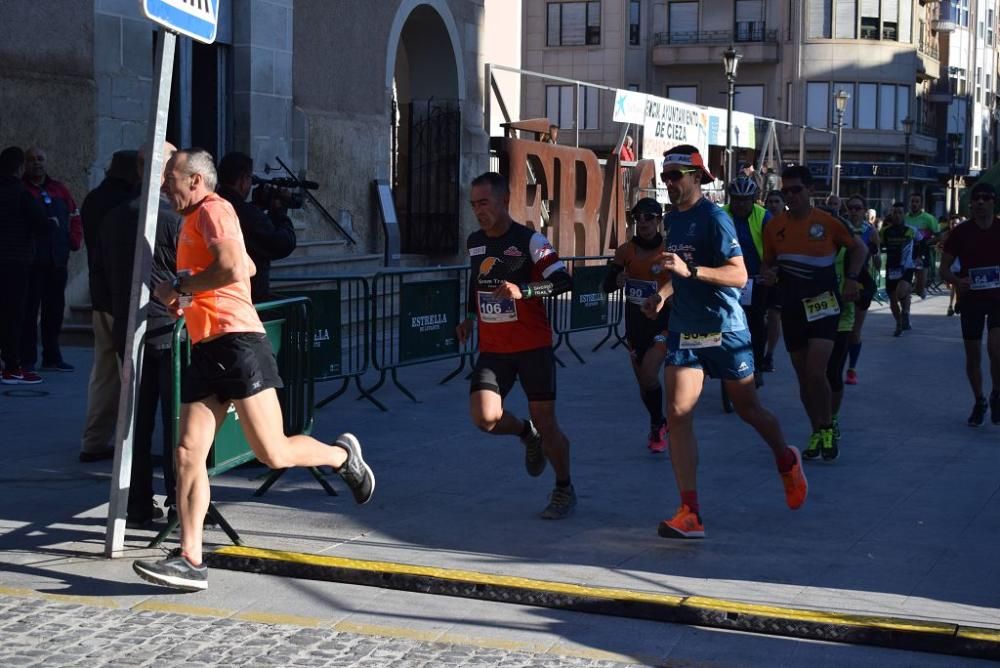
[657,504,705,539]
[780,446,808,510]
[845,369,858,385]
[647,422,669,453]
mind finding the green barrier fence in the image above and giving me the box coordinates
[151,297,327,548]
[273,275,376,410]
[550,256,624,364]
[367,265,475,408]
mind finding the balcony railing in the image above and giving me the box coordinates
[918,37,940,59]
[654,25,778,47]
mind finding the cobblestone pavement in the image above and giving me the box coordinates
[0,594,643,668]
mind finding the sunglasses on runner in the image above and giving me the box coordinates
[634,212,660,222]
[972,194,996,202]
[780,185,805,195]
[661,168,697,182]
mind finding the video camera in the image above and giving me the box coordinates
[251,175,319,210]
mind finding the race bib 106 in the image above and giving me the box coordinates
[802,291,840,322]
[478,291,518,323]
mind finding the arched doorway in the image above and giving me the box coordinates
[389,2,463,255]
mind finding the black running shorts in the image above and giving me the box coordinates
[960,300,1000,341]
[781,304,839,353]
[182,332,283,404]
[885,269,915,295]
[471,347,556,402]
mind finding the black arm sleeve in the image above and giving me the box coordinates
[602,261,624,293]
[521,268,572,298]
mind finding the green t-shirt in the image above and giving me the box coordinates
[905,211,939,237]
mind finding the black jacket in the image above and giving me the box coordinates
[217,185,296,302]
[81,176,137,313]
[99,194,182,355]
[0,175,48,266]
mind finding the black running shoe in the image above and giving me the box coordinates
[902,314,912,331]
[893,324,903,337]
[991,395,1000,425]
[969,399,988,427]
[520,419,546,477]
[133,548,207,591]
[335,433,375,504]
[540,485,576,520]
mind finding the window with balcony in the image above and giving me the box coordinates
[629,0,641,45]
[668,2,699,44]
[546,2,601,46]
[735,84,764,116]
[735,0,764,42]
[545,85,599,129]
[666,85,698,104]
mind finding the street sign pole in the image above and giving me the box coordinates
[104,27,176,557]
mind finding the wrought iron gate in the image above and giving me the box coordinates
[398,99,461,255]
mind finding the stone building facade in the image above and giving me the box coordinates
[0,0,509,316]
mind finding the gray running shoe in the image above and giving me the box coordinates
[133,549,207,591]
[335,433,375,504]
[540,485,576,520]
[520,419,546,477]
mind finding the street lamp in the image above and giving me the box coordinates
[832,89,850,196]
[948,132,961,215]
[902,116,914,199]
[722,45,741,191]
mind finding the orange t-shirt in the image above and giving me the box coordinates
[176,193,264,344]
[762,208,855,298]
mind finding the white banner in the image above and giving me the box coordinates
[613,89,648,125]
[641,96,710,172]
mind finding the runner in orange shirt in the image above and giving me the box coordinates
[133,149,374,591]
[760,165,866,461]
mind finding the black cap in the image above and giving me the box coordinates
[971,182,997,199]
[631,197,663,217]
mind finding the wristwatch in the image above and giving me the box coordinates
[687,261,699,280]
[846,272,859,281]
[171,275,184,293]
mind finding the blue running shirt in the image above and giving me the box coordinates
[665,198,748,334]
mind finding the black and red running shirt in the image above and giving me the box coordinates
[467,222,566,353]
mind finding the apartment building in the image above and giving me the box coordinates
[521,1,996,211]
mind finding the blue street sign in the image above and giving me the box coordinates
[141,0,218,44]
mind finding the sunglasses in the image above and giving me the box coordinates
[634,213,660,222]
[661,168,697,182]
[780,185,805,195]
[972,194,996,202]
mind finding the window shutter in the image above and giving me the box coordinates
[736,0,763,23]
[562,3,586,44]
[669,3,698,41]
[882,0,898,23]
[835,0,856,38]
[808,0,832,38]
[860,0,880,18]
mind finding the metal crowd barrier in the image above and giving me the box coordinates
[550,255,624,364]
[367,265,476,408]
[151,297,328,548]
[273,276,375,409]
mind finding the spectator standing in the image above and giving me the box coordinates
[21,147,82,372]
[100,142,181,525]
[0,147,49,384]
[619,135,636,162]
[79,150,140,462]
[216,152,296,302]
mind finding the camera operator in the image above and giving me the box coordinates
[217,152,296,302]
